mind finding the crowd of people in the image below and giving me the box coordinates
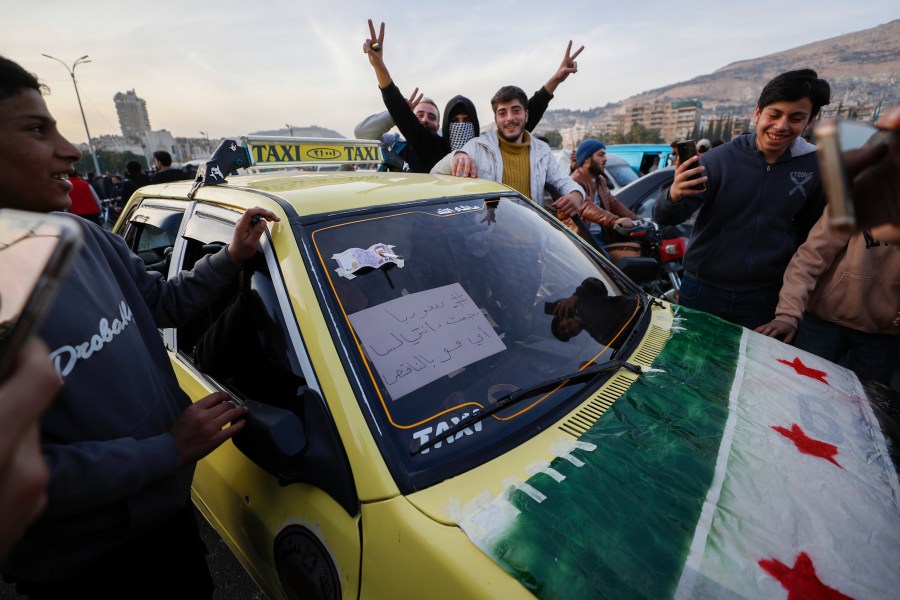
[356,24,898,388]
[0,16,899,597]
[62,150,191,228]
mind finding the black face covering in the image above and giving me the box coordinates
[449,122,476,151]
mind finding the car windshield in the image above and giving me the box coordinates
[306,194,646,490]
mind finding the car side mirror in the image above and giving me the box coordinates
[232,400,308,480]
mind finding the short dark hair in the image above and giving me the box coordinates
[125,160,143,175]
[490,85,528,113]
[757,69,831,119]
[417,97,440,121]
[0,55,46,101]
[153,150,173,167]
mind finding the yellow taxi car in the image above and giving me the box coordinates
[115,137,899,600]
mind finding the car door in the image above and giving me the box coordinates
[127,199,362,600]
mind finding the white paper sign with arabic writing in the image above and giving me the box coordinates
[348,283,507,400]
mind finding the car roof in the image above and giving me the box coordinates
[137,171,514,217]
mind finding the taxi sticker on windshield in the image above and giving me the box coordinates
[348,283,507,400]
[332,243,404,279]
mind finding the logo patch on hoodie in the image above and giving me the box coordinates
[789,171,814,198]
[49,301,135,377]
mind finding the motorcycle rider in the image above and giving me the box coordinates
[552,140,639,255]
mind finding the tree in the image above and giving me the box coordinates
[722,115,733,141]
[622,123,662,144]
[538,129,563,148]
[690,123,701,141]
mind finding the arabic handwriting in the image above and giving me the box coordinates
[349,283,508,399]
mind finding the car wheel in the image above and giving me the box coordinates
[274,525,341,600]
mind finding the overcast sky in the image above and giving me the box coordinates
[4,1,896,144]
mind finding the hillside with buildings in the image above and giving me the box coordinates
[538,19,899,146]
[90,20,897,164]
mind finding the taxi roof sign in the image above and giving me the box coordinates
[189,136,386,198]
[243,136,384,169]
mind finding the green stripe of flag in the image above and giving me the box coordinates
[474,308,743,599]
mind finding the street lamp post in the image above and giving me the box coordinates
[286,123,294,137]
[42,53,102,176]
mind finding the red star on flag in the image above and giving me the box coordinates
[776,356,829,384]
[771,423,842,468]
[759,551,853,600]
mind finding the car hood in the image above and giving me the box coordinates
[408,306,900,599]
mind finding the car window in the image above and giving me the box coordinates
[605,162,639,187]
[636,196,656,219]
[192,261,306,406]
[307,195,645,489]
[173,207,306,406]
[122,203,185,277]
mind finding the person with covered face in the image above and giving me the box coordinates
[360,19,583,172]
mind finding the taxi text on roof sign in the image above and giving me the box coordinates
[241,136,384,168]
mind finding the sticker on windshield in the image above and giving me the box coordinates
[332,243,404,279]
[436,204,482,215]
[348,283,507,400]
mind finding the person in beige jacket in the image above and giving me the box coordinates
[756,205,900,385]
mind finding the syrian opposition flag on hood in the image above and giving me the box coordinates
[456,308,900,599]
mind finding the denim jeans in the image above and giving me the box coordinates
[795,312,900,386]
[678,275,782,330]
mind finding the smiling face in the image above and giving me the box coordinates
[414,102,440,135]
[494,99,528,144]
[0,89,81,212]
[753,98,814,163]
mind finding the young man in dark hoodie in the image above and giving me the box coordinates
[0,55,278,598]
[653,69,831,329]
[360,19,582,173]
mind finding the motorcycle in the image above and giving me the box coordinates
[607,219,687,302]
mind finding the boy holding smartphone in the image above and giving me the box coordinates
[653,69,831,329]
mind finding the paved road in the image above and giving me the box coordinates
[0,512,265,599]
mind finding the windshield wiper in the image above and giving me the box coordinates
[410,359,642,455]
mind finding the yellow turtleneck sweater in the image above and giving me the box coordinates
[498,131,531,198]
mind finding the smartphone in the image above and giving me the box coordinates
[0,210,83,381]
[676,139,706,191]
[814,119,852,227]
[814,118,889,230]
